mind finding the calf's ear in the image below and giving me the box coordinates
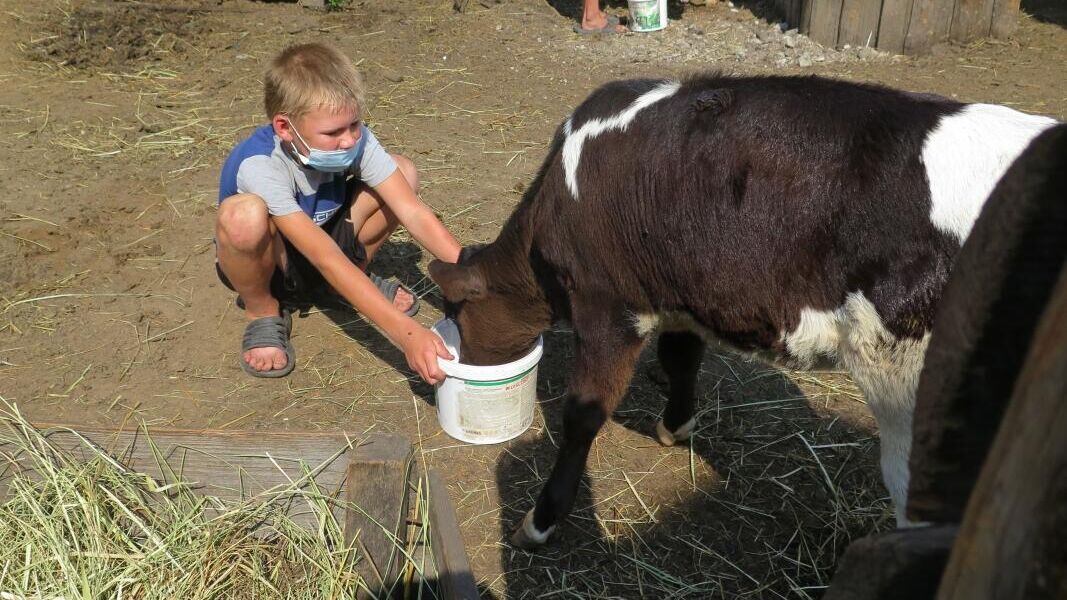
[429,260,488,302]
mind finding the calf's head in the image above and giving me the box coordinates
[429,248,546,366]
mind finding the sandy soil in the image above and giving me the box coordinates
[0,0,1064,597]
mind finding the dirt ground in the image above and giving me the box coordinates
[0,0,1064,597]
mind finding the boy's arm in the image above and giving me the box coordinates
[373,170,462,263]
[272,211,451,384]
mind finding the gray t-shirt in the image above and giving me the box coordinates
[219,123,398,225]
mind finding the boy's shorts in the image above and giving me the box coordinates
[215,194,367,303]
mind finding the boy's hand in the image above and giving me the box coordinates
[401,326,454,385]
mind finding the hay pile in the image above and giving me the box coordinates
[0,402,425,599]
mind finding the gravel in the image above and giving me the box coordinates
[543,1,893,72]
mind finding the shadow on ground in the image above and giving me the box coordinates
[488,327,892,598]
[299,239,445,403]
[1022,0,1067,28]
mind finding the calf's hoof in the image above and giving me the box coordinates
[510,510,556,550]
[656,417,696,446]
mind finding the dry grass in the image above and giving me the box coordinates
[0,399,436,600]
[459,342,892,599]
[1,3,902,598]
[7,1,257,188]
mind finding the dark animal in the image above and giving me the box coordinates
[428,75,1058,548]
[908,122,1067,521]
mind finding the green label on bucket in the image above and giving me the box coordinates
[457,367,537,439]
[631,1,662,30]
[462,365,537,387]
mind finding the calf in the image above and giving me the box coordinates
[428,75,1057,548]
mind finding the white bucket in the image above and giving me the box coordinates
[628,0,668,32]
[431,318,543,445]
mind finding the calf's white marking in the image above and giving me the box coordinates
[923,104,1055,242]
[563,81,681,201]
[634,293,930,525]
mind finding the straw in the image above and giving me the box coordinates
[0,399,433,599]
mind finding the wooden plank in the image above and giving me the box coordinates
[877,0,914,53]
[950,0,995,40]
[903,0,956,54]
[789,0,804,29]
[989,0,1021,37]
[799,0,816,34]
[428,470,479,600]
[0,424,362,503]
[0,424,431,593]
[782,0,803,27]
[838,0,883,47]
[0,425,422,539]
[775,0,800,26]
[344,435,414,600]
[807,0,845,48]
[823,526,957,600]
[909,126,1067,523]
[936,265,1067,600]
[950,0,996,42]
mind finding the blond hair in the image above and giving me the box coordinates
[264,42,366,120]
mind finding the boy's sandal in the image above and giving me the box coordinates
[240,311,296,378]
[368,273,420,317]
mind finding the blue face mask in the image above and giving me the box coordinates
[287,119,367,173]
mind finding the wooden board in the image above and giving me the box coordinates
[838,0,883,47]
[990,0,1021,37]
[904,0,956,54]
[877,0,914,53]
[790,0,804,29]
[427,470,479,600]
[774,0,794,27]
[0,425,359,498]
[0,424,463,596]
[778,0,804,29]
[807,0,845,48]
[799,0,816,35]
[344,435,414,599]
[951,0,996,42]
[824,526,957,600]
[936,266,1067,600]
[0,424,402,530]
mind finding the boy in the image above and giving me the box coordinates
[216,42,458,384]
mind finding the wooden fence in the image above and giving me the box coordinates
[773,0,1021,54]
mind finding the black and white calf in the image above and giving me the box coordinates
[428,75,1059,548]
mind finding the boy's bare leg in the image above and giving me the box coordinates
[346,154,420,312]
[216,193,288,373]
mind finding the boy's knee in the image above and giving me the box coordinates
[217,194,271,250]
[391,154,419,194]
